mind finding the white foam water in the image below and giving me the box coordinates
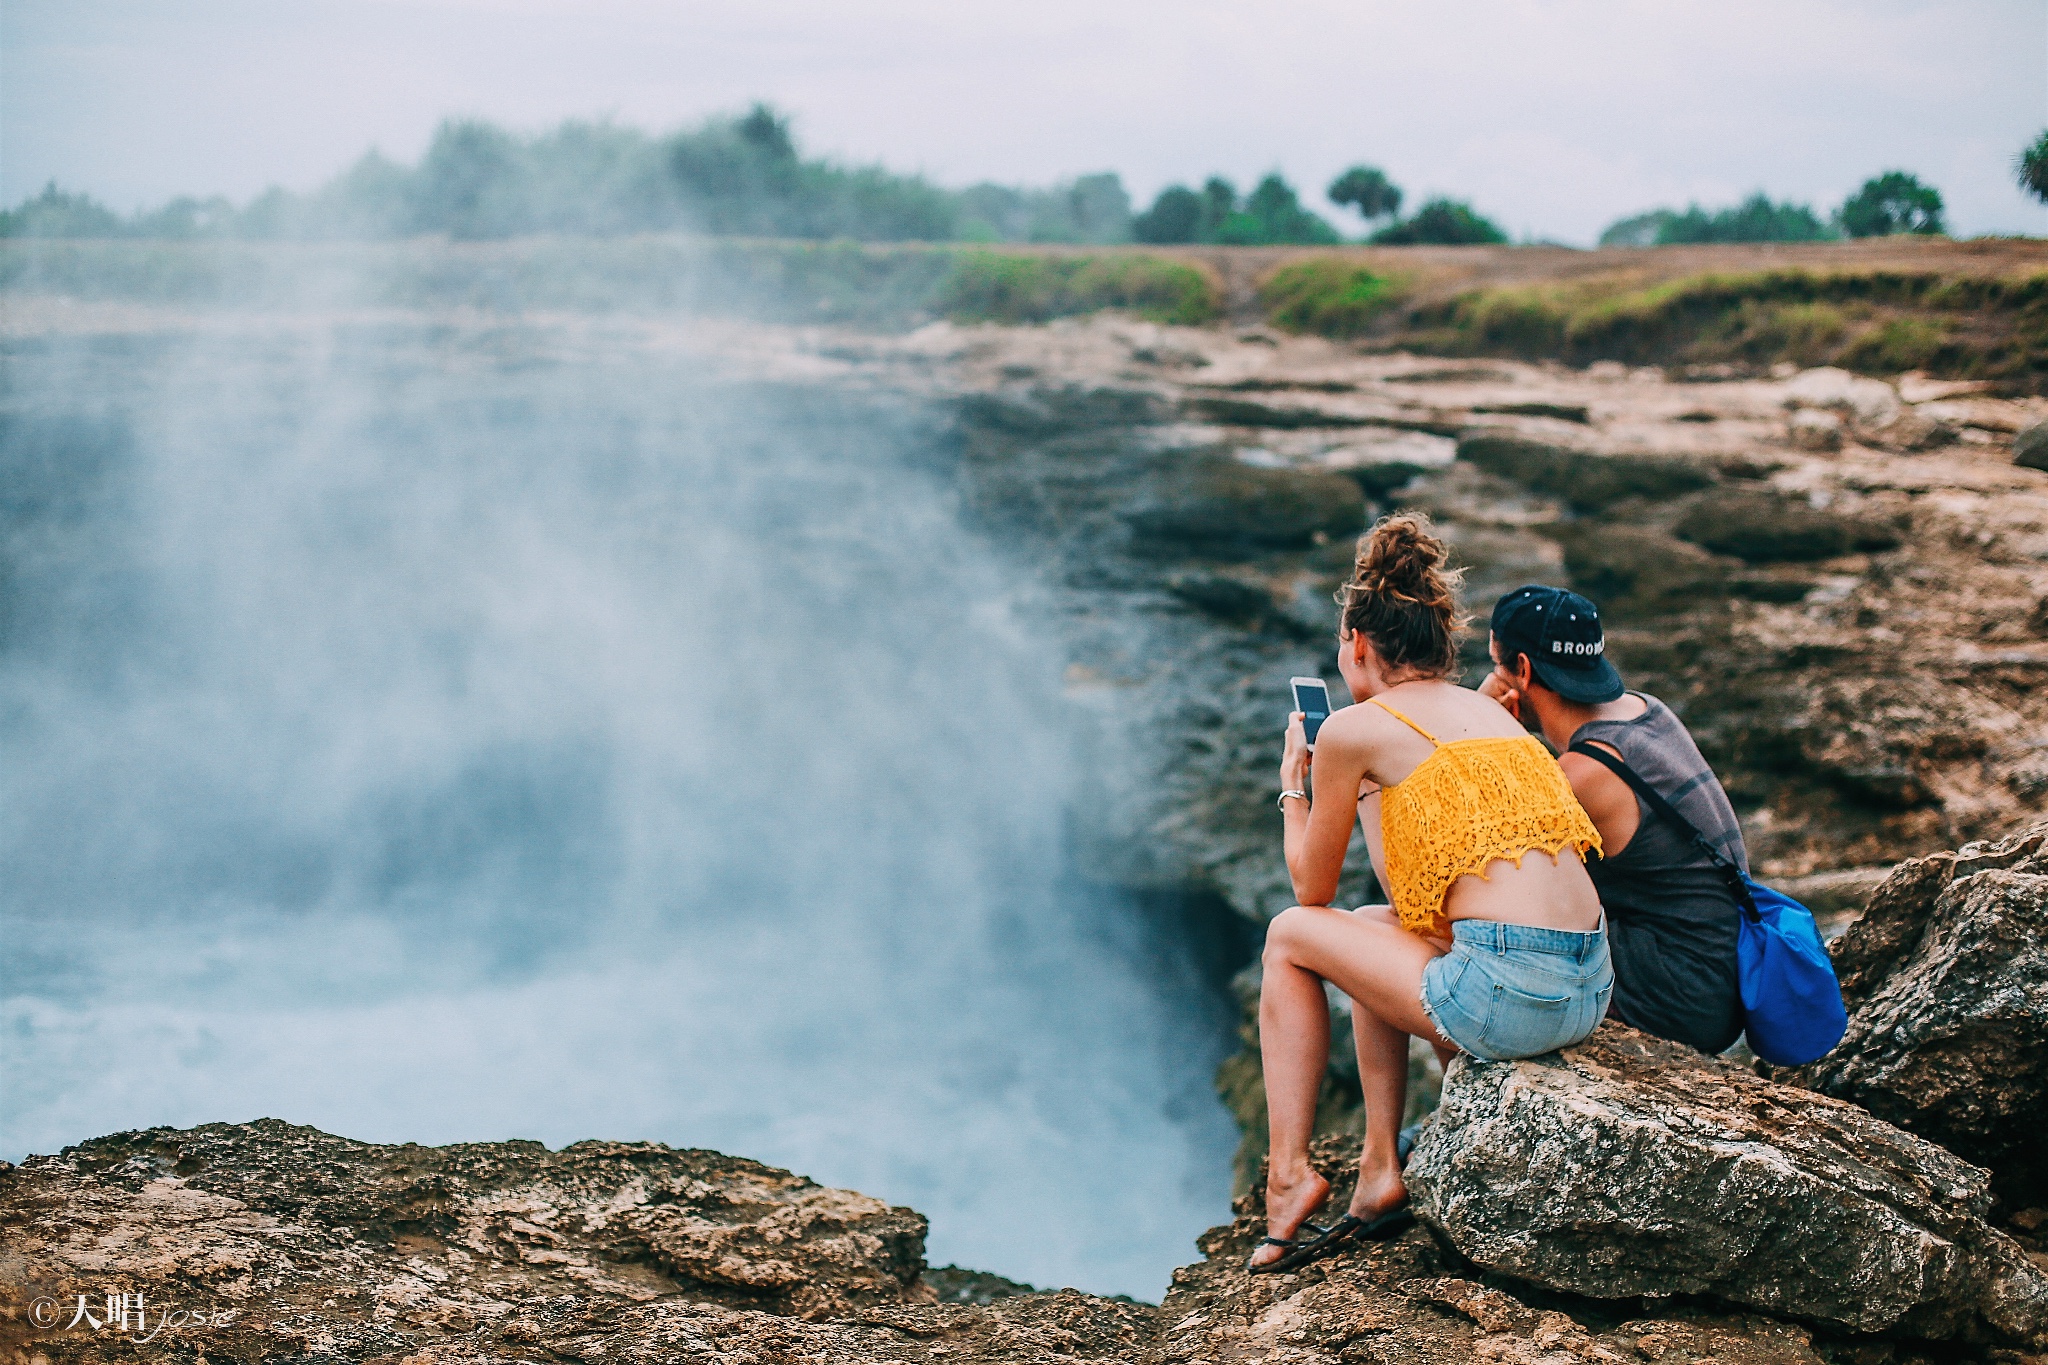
[0,310,1238,1298]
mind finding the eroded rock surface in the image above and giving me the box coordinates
[6,1117,1974,1365]
[0,1121,1155,1363]
[1404,1025,2048,1348]
[878,320,2048,909]
[12,1045,2048,1361]
[1794,822,2048,1206]
[1152,1134,1835,1365]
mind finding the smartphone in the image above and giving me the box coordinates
[1291,676,1333,748]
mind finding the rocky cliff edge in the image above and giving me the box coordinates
[6,825,2048,1364]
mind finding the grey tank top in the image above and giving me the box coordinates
[1571,692,1746,1054]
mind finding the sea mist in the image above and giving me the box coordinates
[0,269,1238,1297]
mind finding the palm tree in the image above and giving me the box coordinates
[2017,131,2048,205]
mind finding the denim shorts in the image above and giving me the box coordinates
[1420,917,1613,1061]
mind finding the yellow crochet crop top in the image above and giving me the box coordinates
[1368,700,1602,937]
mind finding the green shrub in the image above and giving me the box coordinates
[1132,186,1205,244]
[1837,315,1951,373]
[955,174,1133,245]
[1116,174,1343,247]
[1653,194,1835,244]
[1444,286,1571,352]
[1598,210,1675,248]
[1370,199,1508,246]
[937,251,1220,324]
[1838,172,1945,238]
[1239,175,1341,245]
[0,183,126,238]
[1258,258,1407,335]
[1698,300,1853,366]
[1328,167,1402,224]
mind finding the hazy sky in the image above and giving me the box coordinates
[6,0,2045,243]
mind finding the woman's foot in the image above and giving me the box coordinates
[1348,1160,1405,1219]
[1247,1165,1331,1270]
[1343,1156,1413,1238]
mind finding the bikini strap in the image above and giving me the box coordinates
[1367,698,1439,745]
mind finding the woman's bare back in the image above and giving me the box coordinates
[1333,680,1602,932]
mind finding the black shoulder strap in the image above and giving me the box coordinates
[1568,740,1758,921]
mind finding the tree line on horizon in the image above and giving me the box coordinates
[1599,172,1946,247]
[4,107,2042,248]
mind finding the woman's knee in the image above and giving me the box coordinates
[1263,904,1322,966]
[1261,908,1343,970]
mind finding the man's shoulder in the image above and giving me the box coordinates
[1580,691,1676,740]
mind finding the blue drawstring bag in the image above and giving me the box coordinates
[1733,874,1847,1066]
[1569,743,1847,1067]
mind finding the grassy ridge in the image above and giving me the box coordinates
[9,238,2040,386]
[1253,253,2048,389]
[1413,269,2048,383]
[940,250,1218,325]
[1256,258,1408,337]
[0,237,1222,327]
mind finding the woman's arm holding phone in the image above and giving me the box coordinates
[1280,711,1371,907]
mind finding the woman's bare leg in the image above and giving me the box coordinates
[1345,905,1454,1212]
[1346,996,1412,1219]
[1260,904,1446,1234]
[1250,922,1333,1266]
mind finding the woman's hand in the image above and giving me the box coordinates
[1281,711,1311,792]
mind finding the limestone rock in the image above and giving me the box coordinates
[948,335,2048,928]
[1787,407,1844,451]
[955,384,1170,435]
[1780,366,1902,431]
[1189,395,1374,430]
[2017,419,2048,472]
[1126,453,1366,554]
[1455,432,1715,510]
[1673,488,1902,562]
[1470,400,1592,424]
[0,1120,1155,1363]
[1879,409,1956,452]
[1794,822,2048,1206]
[1547,522,1731,613]
[1154,1134,1830,1365]
[1404,1025,2048,1347]
[1164,568,1284,627]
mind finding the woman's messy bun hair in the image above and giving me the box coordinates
[1338,512,1469,677]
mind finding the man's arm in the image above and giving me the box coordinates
[1558,743,1642,858]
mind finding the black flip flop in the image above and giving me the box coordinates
[1346,1204,1415,1242]
[1246,1220,1335,1275]
[1396,1122,1422,1168]
[1249,1201,1418,1275]
[1251,1216,1379,1274]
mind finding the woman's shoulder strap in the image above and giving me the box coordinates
[1366,698,1439,745]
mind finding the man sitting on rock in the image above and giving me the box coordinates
[1479,585,1746,1055]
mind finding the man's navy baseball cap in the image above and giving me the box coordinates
[1490,585,1625,704]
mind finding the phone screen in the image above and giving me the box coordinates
[1292,679,1332,746]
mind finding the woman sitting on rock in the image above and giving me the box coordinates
[1251,513,1612,1274]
